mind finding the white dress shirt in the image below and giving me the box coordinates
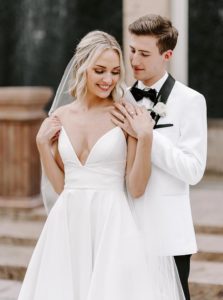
[137,72,168,109]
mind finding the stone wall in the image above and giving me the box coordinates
[206,120,223,174]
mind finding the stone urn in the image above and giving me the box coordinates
[0,87,53,204]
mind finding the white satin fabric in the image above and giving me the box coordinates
[18,126,185,300]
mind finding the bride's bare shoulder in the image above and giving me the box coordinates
[51,102,78,117]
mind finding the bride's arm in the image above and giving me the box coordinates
[126,132,152,198]
[111,103,153,198]
[36,115,65,194]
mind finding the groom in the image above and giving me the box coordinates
[112,14,207,300]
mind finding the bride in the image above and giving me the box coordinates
[18,30,185,300]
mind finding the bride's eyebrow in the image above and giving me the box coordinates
[95,65,120,69]
[95,65,106,68]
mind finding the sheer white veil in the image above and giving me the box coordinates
[41,56,76,213]
[49,56,76,115]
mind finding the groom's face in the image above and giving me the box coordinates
[129,34,171,86]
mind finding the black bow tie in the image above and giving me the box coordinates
[130,86,158,103]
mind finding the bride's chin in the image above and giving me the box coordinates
[96,92,112,99]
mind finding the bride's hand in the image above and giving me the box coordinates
[111,102,154,139]
[36,115,62,146]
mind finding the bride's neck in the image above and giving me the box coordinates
[77,94,111,111]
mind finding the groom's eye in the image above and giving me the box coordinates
[141,53,150,57]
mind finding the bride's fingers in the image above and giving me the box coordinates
[51,129,61,139]
[51,115,61,125]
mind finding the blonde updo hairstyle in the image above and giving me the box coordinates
[69,30,125,101]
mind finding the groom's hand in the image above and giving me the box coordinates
[111,101,154,139]
[111,102,137,138]
[116,98,138,114]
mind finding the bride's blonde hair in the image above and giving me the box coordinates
[69,30,125,101]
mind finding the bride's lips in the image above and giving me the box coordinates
[97,84,112,91]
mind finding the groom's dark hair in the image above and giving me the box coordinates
[128,14,178,54]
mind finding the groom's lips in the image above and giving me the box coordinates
[133,67,144,72]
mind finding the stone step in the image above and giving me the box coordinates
[0,279,21,300]
[0,219,44,246]
[0,245,33,281]
[0,246,223,297]
[17,207,47,222]
[0,195,43,213]
[189,260,223,300]
[0,206,47,223]
[195,224,223,235]
[192,233,223,262]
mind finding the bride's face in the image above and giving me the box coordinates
[86,49,120,99]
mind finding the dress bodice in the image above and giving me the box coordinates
[58,126,127,191]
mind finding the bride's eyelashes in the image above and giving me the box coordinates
[94,69,120,75]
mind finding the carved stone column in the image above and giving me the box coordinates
[0,87,53,206]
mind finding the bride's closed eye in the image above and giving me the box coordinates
[94,69,120,75]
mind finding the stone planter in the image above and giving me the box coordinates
[0,87,53,201]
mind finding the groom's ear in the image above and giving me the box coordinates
[163,50,173,61]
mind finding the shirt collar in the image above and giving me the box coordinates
[137,72,168,93]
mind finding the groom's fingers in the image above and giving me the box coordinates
[114,103,132,122]
[123,101,136,110]
[111,109,125,122]
[123,104,137,116]
[116,97,127,105]
[111,117,125,130]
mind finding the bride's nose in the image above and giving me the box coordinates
[102,73,113,85]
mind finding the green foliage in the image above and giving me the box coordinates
[189,0,223,118]
[0,0,122,99]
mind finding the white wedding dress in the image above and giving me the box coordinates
[18,126,185,300]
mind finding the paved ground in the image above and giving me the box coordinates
[190,173,223,299]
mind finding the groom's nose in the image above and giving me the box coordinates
[131,53,141,66]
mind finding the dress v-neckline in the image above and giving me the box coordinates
[62,126,120,167]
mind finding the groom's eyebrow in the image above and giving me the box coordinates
[139,50,151,54]
[130,46,151,54]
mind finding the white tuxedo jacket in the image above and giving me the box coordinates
[125,80,207,256]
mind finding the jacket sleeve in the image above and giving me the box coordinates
[151,94,207,185]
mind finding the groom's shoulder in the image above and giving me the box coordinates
[172,81,206,112]
[174,80,205,100]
